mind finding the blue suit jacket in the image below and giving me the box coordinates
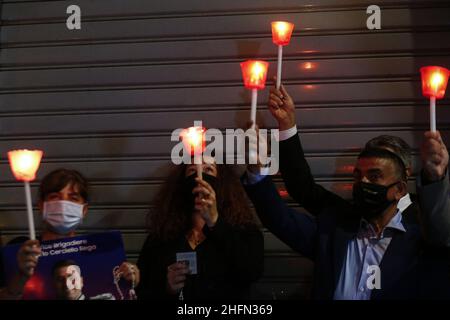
[244,175,450,299]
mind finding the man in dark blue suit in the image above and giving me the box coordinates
[242,84,450,300]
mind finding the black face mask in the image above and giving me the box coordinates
[352,181,399,221]
[182,173,218,216]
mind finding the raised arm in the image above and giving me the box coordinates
[417,130,450,246]
[268,84,347,215]
[242,174,318,259]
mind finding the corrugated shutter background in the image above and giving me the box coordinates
[0,0,449,299]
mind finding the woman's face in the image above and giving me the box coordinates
[185,162,218,178]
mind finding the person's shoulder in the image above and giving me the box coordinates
[237,221,262,232]
[141,234,178,252]
[6,236,29,246]
[402,199,421,225]
[409,192,418,203]
[5,235,42,246]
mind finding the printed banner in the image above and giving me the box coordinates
[2,231,135,300]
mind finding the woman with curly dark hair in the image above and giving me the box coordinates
[136,158,264,300]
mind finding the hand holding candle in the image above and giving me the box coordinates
[240,60,269,128]
[420,66,449,132]
[8,149,43,240]
[271,21,294,89]
[180,126,206,179]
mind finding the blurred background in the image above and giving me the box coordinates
[0,0,449,299]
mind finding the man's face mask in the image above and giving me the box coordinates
[43,200,85,234]
[182,173,218,215]
[352,181,400,221]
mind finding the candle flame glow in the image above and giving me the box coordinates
[180,126,206,155]
[271,21,294,46]
[274,22,288,36]
[251,62,265,84]
[185,127,203,147]
[420,66,450,99]
[8,149,43,182]
[240,60,269,90]
[431,72,444,91]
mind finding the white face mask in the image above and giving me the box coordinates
[43,200,85,235]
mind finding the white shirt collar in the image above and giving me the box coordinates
[397,193,412,214]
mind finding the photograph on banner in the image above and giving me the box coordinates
[2,231,134,300]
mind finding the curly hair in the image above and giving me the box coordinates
[146,164,257,242]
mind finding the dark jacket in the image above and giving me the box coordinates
[136,216,264,300]
[243,134,450,299]
[245,174,450,299]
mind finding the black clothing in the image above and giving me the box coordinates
[136,216,264,300]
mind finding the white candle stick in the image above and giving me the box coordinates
[276,45,283,89]
[24,181,36,240]
[249,89,259,164]
[196,163,203,180]
[430,96,436,132]
[251,89,258,129]
[194,149,203,179]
